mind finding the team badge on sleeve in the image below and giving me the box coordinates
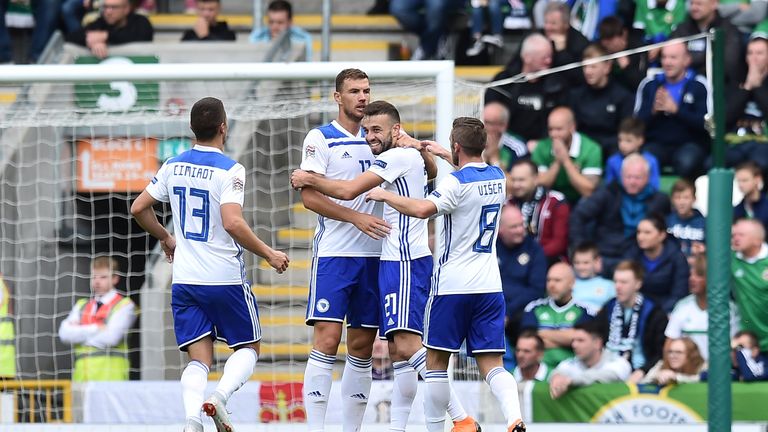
[305,144,316,158]
[232,177,244,192]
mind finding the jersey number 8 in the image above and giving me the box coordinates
[473,204,500,253]
[173,186,210,242]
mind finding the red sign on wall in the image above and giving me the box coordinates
[259,382,306,423]
[77,138,158,192]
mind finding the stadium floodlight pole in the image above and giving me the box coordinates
[706,28,732,432]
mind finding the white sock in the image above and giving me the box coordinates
[341,354,373,432]
[180,360,209,423]
[486,366,523,426]
[304,349,335,432]
[213,347,257,402]
[423,370,450,432]
[408,348,467,421]
[390,361,418,432]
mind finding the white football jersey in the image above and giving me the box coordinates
[146,145,247,285]
[427,162,506,295]
[367,147,431,261]
[300,120,382,257]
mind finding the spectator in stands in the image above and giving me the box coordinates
[719,0,768,35]
[603,117,661,191]
[731,218,768,353]
[665,254,740,361]
[667,179,706,259]
[633,0,687,64]
[389,0,464,60]
[58,256,137,381]
[597,16,649,92]
[485,33,566,143]
[497,205,547,352]
[542,2,589,86]
[249,0,313,61]
[624,214,690,313]
[731,330,768,381]
[531,106,603,203]
[571,154,670,277]
[567,44,634,157]
[671,0,744,85]
[61,0,93,35]
[513,330,549,416]
[572,242,616,312]
[521,263,594,369]
[466,0,504,57]
[548,320,632,400]
[724,37,768,173]
[483,102,528,172]
[596,260,668,383]
[0,0,61,63]
[598,17,648,88]
[0,273,15,378]
[513,330,550,382]
[65,0,154,59]
[508,159,570,264]
[635,42,710,179]
[734,161,768,228]
[641,337,706,385]
[181,0,236,41]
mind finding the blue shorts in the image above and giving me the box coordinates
[379,256,433,338]
[171,283,261,351]
[423,292,506,356]
[306,257,379,328]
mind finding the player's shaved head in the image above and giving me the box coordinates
[190,97,226,141]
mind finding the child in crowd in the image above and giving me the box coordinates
[603,117,661,190]
[731,330,768,382]
[666,179,706,259]
[571,242,615,312]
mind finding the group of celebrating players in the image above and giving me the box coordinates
[130,67,526,432]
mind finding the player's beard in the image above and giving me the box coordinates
[368,133,393,155]
[345,106,364,123]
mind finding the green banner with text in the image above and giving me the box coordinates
[532,382,768,423]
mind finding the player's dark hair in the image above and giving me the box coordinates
[268,0,292,19]
[572,241,600,259]
[619,117,645,137]
[335,68,369,92]
[614,259,645,281]
[450,117,486,156]
[364,100,400,124]
[517,329,545,352]
[598,16,625,41]
[190,97,226,142]
[671,178,696,196]
[510,158,538,175]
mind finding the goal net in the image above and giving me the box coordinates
[0,57,484,423]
